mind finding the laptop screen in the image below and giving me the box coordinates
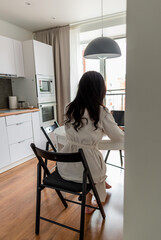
[111,110,125,126]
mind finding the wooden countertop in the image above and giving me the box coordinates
[0,108,39,117]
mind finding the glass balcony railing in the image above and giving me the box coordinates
[105,89,126,111]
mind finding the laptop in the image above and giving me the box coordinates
[111,110,125,127]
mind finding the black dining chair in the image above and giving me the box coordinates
[31,143,106,240]
[41,121,59,177]
[105,110,124,168]
[105,149,124,166]
[41,120,59,152]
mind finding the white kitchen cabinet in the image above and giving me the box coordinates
[6,112,31,125]
[13,40,25,77]
[33,40,54,76]
[0,35,16,76]
[12,40,56,109]
[0,111,42,172]
[6,113,34,164]
[0,117,11,168]
[31,111,42,148]
[7,121,33,145]
[9,138,33,163]
[22,40,54,77]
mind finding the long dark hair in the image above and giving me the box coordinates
[65,71,106,131]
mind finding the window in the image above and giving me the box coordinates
[80,35,126,111]
[105,38,126,110]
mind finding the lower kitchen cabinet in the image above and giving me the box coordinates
[9,138,33,163]
[6,113,33,163]
[7,121,33,145]
[0,117,11,168]
[0,111,41,172]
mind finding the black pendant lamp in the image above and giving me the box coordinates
[84,0,121,59]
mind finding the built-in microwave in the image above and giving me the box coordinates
[39,102,57,127]
[36,75,56,103]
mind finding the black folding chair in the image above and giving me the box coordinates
[105,110,124,168]
[31,143,106,240]
[41,121,59,177]
[41,121,59,152]
[105,149,124,167]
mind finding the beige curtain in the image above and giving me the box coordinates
[34,25,70,125]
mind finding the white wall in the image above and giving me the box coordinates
[72,12,126,33]
[0,19,33,40]
[124,0,161,240]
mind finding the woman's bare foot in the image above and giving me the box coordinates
[92,199,98,207]
[85,206,95,214]
[85,192,98,214]
[85,201,98,214]
[105,181,112,189]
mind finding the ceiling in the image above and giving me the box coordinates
[0,0,126,32]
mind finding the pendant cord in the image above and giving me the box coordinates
[101,0,103,37]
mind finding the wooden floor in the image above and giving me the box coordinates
[0,151,124,240]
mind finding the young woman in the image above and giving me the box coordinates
[57,71,124,214]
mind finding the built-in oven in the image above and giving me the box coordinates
[39,102,57,127]
[36,75,56,103]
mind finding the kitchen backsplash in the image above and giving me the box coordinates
[0,78,13,108]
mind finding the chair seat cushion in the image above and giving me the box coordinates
[43,170,91,193]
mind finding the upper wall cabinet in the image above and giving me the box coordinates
[33,40,54,76]
[0,35,17,76]
[13,40,25,77]
[0,35,25,77]
[23,40,54,77]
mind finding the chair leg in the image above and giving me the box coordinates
[89,178,106,219]
[43,159,48,179]
[81,150,106,219]
[44,142,49,179]
[119,150,123,166]
[35,163,41,235]
[55,190,68,208]
[79,195,86,240]
[105,150,110,163]
[79,172,87,240]
[93,189,106,219]
[35,186,41,235]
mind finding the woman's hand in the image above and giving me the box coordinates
[119,126,124,131]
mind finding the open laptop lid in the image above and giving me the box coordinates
[111,110,125,126]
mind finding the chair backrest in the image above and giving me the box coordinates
[111,110,125,126]
[41,121,59,152]
[30,143,94,185]
[44,121,59,134]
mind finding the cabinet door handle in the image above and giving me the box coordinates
[16,122,24,125]
[18,140,25,144]
[0,73,17,78]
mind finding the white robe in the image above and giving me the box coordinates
[57,106,124,202]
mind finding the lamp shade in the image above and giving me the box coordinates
[84,37,121,59]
